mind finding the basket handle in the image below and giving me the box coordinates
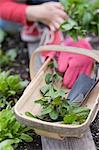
[87,94,99,124]
[30,45,99,79]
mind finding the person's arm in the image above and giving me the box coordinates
[0,0,28,24]
[0,1,67,30]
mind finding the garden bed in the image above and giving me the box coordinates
[0,31,99,150]
[1,32,42,150]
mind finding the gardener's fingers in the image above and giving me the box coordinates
[49,24,56,32]
[49,18,65,31]
[48,2,65,10]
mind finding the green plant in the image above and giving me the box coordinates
[0,48,18,66]
[26,60,90,125]
[0,28,6,45]
[0,71,28,109]
[60,0,99,40]
[0,109,33,150]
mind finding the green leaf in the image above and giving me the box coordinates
[0,139,19,150]
[6,48,18,61]
[53,59,58,69]
[52,96,61,105]
[73,107,90,114]
[60,0,69,9]
[61,19,77,31]
[35,99,44,105]
[63,113,77,124]
[45,87,56,99]
[57,89,66,98]
[41,106,53,115]
[11,122,21,134]
[0,109,33,149]
[0,102,5,108]
[20,80,29,88]
[53,72,61,81]
[25,112,36,118]
[20,133,33,142]
[8,90,16,96]
[40,85,49,95]
[45,73,52,84]
[0,28,6,43]
[60,0,99,38]
[82,12,93,25]
[49,110,59,120]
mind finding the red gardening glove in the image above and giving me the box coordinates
[58,37,94,89]
[41,30,62,58]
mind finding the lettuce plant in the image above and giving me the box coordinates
[0,109,33,150]
[0,71,28,109]
[0,48,18,67]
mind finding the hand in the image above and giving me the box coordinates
[26,2,67,31]
[57,37,94,88]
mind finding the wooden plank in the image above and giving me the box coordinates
[41,128,96,150]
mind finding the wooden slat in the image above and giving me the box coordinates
[41,128,96,150]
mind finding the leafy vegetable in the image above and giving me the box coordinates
[0,29,6,44]
[0,71,28,109]
[0,109,33,149]
[34,93,90,124]
[26,59,90,124]
[60,0,99,40]
[0,48,18,66]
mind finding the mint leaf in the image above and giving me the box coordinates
[63,113,77,124]
[25,112,36,118]
[40,85,49,95]
[45,73,52,84]
[41,106,53,115]
[49,110,59,120]
[52,96,61,105]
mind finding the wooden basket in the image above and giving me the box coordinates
[14,45,99,140]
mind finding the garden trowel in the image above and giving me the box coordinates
[67,73,99,104]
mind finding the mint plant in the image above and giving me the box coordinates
[26,59,90,125]
[60,0,99,40]
[0,109,33,150]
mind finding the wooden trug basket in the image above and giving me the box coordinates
[14,45,99,140]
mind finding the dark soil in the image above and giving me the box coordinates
[16,132,42,150]
[90,112,99,150]
[2,33,42,150]
[2,33,30,80]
